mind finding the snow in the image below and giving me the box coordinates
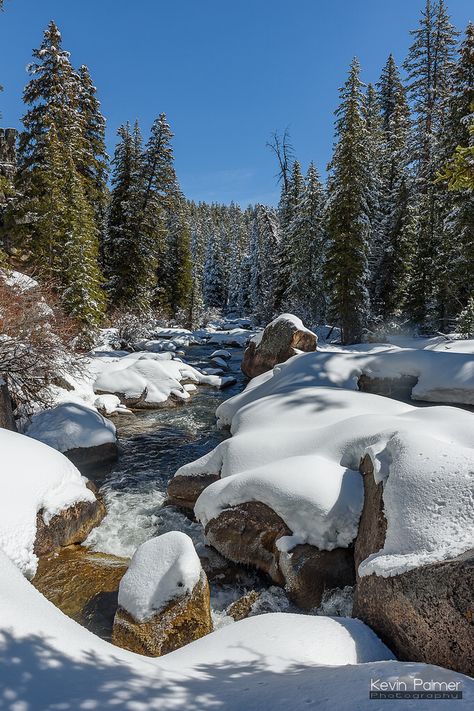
[178,348,474,576]
[26,402,116,452]
[117,532,203,621]
[1,549,472,710]
[0,429,95,578]
[210,349,232,360]
[196,455,363,552]
[94,393,131,415]
[0,269,38,292]
[94,352,234,405]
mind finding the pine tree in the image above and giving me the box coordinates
[105,121,150,313]
[274,160,305,309]
[283,163,327,323]
[324,58,371,344]
[158,189,193,319]
[77,64,108,262]
[375,55,412,320]
[363,83,384,306]
[403,0,458,326]
[249,204,279,324]
[203,224,225,308]
[434,24,474,325]
[8,22,105,328]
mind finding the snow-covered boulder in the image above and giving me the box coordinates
[26,402,118,471]
[167,472,220,510]
[241,314,317,378]
[0,428,105,577]
[94,393,132,416]
[112,532,212,656]
[352,455,474,676]
[94,353,234,409]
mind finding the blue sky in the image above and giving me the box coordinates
[0,0,472,206]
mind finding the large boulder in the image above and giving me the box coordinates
[241,314,317,378]
[112,532,212,656]
[203,501,355,608]
[279,544,355,610]
[203,501,291,584]
[34,481,106,557]
[353,455,474,676]
[26,402,118,474]
[167,472,220,510]
[33,546,128,640]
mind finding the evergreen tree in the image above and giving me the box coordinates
[203,224,225,308]
[283,163,327,323]
[105,121,150,313]
[274,160,305,309]
[77,64,108,261]
[434,25,474,325]
[375,54,412,319]
[249,205,279,324]
[324,58,371,344]
[363,83,384,305]
[8,22,105,328]
[158,190,193,319]
[403,0,458,325]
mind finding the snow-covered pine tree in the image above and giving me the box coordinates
[158,187,193,320]
[324,58,371,344]
[249,204,279,324]
[274,160,304,310]
[187,201,206,327]
[403,0,458,327]
[9,21,105,328]
[435,24,474,327]
[363,83,384,309]
[375,54,412,320]
[105,121,150,313]
[226,204,249,315]
[203,220,225,308]
[282,162,327,324]
[77,64,108,264]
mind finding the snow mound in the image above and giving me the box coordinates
[0,429,95,577]
[26,402,116,452]
[183,351,474,575]
[118,532,203,621]
[2,549,473,710]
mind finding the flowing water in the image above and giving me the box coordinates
[85,344,352,627]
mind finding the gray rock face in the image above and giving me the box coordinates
[357,374,418,402]
[354,455,474,676]
[241,316,317,379]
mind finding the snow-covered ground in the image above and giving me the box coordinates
[2,549,472,710]
[26,402,116,452]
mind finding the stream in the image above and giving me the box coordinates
[83,343,352,629]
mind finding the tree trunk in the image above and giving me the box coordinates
[0,377,17,431]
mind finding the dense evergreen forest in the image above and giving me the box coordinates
[0,0,473,343]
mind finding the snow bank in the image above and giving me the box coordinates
[182,351,474,576]
[0,269,38,292]
[26,402,116,452]
[117,532,203,621]
[0,429,95,577]
[2,549,472,710]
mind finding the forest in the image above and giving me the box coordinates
[0,0,473,344]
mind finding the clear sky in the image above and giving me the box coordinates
[0,0,472,206]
